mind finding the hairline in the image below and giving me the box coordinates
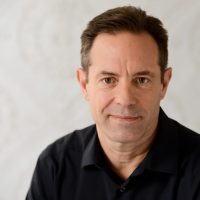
[82,30,165,82]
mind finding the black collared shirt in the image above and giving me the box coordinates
[26,109,200,200]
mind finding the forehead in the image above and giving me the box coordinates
[89,31,159,73]
[91,31,158,49]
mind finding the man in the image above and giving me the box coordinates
[26,6,200,200]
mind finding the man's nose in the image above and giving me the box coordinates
[114,81,137,106]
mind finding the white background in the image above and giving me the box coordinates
[0,0,200,199]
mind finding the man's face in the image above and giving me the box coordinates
[77,31,171,145]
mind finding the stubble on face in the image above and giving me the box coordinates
[84,31,168,147]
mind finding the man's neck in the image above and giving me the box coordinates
[98,130,156,180]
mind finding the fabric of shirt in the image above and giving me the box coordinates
[26,109,200,200]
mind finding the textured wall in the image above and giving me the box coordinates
[0,0,200,199]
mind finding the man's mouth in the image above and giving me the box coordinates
[109,114,142,122]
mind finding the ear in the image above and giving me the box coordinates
[76,67,89,100]
[160,67,172,100]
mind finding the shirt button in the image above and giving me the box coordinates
[120,186,126,193]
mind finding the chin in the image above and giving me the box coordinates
[108,128,143,143]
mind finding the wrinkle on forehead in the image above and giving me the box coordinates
[89,31,160,77]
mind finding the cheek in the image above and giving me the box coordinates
[91,90,113,114]
[138,89,162,109]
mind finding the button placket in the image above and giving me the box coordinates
[119,186,126,193]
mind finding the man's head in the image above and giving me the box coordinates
[81,6,168,81]
[77,6,172,146]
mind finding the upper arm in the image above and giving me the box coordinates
[26,153,56,200]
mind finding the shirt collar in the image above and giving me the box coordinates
[143,108,179,175]
[81,128,105,168]
[81,108,179,174]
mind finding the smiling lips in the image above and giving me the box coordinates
[109,114,141,122]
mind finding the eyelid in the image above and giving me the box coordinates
[134,75,151,80]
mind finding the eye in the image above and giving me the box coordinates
[102,77,116,85]
[134,77,150,85]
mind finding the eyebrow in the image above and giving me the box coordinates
[133,70,155,77]
[96,70,155,78]
[96,71,119,78]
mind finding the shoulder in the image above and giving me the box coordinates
[172,119,200,149]
[172,120,200,173]
[39,124,96,162]
[159,110,200,155]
